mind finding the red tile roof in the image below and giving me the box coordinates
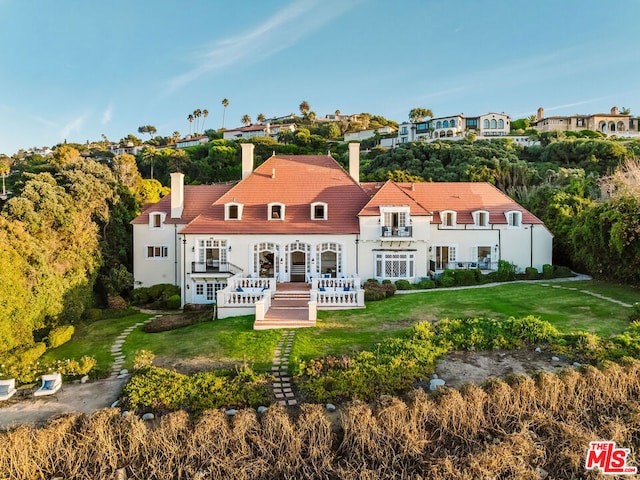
[180,155,371,234]
[358,180,431,216]
[131,184,233,225]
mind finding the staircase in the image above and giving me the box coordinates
[253,283,316,330]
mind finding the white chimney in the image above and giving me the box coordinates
[241,143,255,179]
[170,172,184,219]
[348,142,360,184]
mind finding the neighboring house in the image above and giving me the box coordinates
[132,143,553,313]
[531,106,640,137]
[222,123,297,141]
[393,112,511,146]
[108,143,146,156]
[175,135,209,149]
[344,125,396,142]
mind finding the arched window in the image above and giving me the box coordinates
[484,119,490,129]
[490,119,497,129]
[505,210,522,228]
[443,120,449,128]
[498,119,504,128]
[436,121,442,129]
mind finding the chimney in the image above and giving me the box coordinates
[537,107,544,121]
[611,106,619,115]
[170,172,184,219]
[241,143,255,179]
[348,142,360,184]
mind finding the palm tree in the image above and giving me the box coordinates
[0,157,10,198]
[241,114,251,126]
[299,100,310,117]
[335,109,341,118]
[187,114,194,135]
[201,109,209,132]
[193,109,202,133]
[141,147,159,179]
[221,98,229,129]
[257,113,266,124]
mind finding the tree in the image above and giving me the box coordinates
[140,147,159,179]
[620,107,631,115]
[0,156,11,197]
[201,109,209,132]
[193,109,202,133]
[408,107,433,123]
[299,100,310,117]
[187,114,194,135]
[335,109,341,117]
[137,125,157,139]
[241,114,251,126]
[221,98,229,129]
[257,113,266,124]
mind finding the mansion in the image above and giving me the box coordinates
[531,106,640,137]
[132,143,552,323]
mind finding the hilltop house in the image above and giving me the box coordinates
[222,123,297,141]
[132,143,552,326]
[531,106,640,137]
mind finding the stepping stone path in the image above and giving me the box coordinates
[108,315,158,379]
[539,284,633,307]
[271,330,297,407]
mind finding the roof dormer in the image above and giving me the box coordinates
[441,210,456,228]
[311,202,328,220]
[225,202,243,220]
[268,202,285,220]
[505,210,522,228]
[149,212,166,229]
[473,210,490,228]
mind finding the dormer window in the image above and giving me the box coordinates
[269,203,285,220]
[149,212,165,229]
[506,210,522,228]
[441,210,456,228]
[225,202,243,220]
[311,202,327,220]
[473,210,490,228]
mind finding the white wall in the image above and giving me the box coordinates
[132,221,184,288]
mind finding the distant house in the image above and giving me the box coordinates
[222,123,297,141]
[107,143,146,156]
[132,143,552,322]
[531,106,640,137]
[175,135,209,149]
[344,125,397,142]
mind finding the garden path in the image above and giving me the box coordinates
[271,330,298,406]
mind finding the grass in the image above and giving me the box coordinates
[44,280,640,376]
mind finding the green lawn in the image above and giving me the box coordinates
[44,280,640,376]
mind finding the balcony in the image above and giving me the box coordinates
[380,226,412,238]
[192,261,236,274]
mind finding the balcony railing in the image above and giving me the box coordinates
[191,261,242,274]
[380,226,412,238]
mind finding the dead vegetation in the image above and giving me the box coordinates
[2,359,640,479]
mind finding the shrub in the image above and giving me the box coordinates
[131,284,181,307]
[166,294,181,309]
[107,295,127,310]
[143,313,204,333]
[508,315,559,344]
[416,279,435,289]
[84,308,102,321]
[394,279,412,290]
[47,325,75,349]
[542,264,554,279]
[630,303,640,322]
[133,350,156,370]
[437,270,455,288]
[453,269,477,286]
[363,280,396,301]
[492,260,516,282]
[524,267,540,280]
[553,265,574,278]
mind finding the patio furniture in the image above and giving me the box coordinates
[33,373,62,398]
[0,379,17,401]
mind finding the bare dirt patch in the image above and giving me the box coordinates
[152,355,238,374]
[434,349,571,389]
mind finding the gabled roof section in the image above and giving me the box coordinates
[396,182,544,224]
[131,184,233,225]
[359,180,432,216]
[180,155,371,234]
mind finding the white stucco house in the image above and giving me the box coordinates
[132,143,552,325]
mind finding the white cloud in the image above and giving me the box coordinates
[60,114,87,140]
[167,0,359,91]
[101,104,113,125]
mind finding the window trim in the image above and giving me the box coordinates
[473,210,490,228]
[374,250,416,280]
[440,210,457,228]
[146,245,169,259]
[149,212,165,229]
[311,202,328,220]
[505,210,522,228]
[225,202,243,220]
[268,202,285,220]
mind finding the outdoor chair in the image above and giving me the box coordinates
[0,378,17,401]
[33,373,62,398]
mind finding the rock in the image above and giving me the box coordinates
[535,347,542,353]
[225,409,237,416]
[80,375,89,384]
[431,373,439,379]
[535,467,549,479]
[430,379,446,391]
[142,413,155,421]
[115,467,127,480]
[122,411,131,417]
[111,400,120,408]
[551,356,560,362]
[119,369,129,375]
[573,362,582,368]
[257,406,268,414]
[326,403,336,412]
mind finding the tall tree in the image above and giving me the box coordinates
[408,107,434,123]
[221,98,229,129]
[299,100,310,117]
[140,147,159,179]
[201,109,209,132]
[0,156,10,197]
[193,109,202,133]
[241,114,251,126]
[137,125,157,139]
[257,113,266,124]
[187,114,194,135]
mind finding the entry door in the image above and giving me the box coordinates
[290,251,306,282]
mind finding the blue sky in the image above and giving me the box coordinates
[1,0,639,155]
